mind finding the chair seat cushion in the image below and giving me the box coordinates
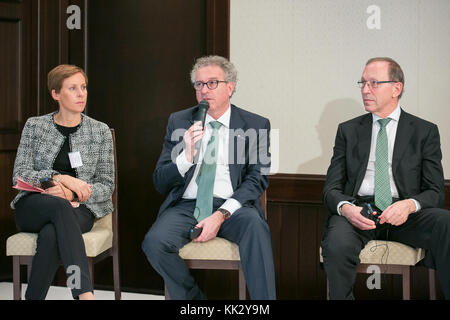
[83,215,113,257]
[6,215,113,257]
[6,232,37,256]
[359,240,424,265]
[179,237,240,261]
[320,240,425,266]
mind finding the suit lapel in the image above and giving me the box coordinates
[392,109,413,173]
[353,114,373,195]
[228,105,246,191]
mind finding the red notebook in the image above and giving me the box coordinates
[13,178,45,193]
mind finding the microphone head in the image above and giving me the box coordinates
[198,99,210,110]
[196,100,210,127]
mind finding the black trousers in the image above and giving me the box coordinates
[14,193,95,300]
[321,201,450,300]
[141,198,276,300]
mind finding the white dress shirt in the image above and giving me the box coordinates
[176,106,242,216]
[358,105,401,198]
[337,105,421,214]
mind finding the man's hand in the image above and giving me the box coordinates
[378,199,416,226]
[341,204,376,230]
[194,211,224,242]
[184,121,205,163]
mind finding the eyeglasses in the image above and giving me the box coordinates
[193,80,227,91]
[357,80,398,89]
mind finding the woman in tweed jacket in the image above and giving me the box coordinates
[10,65,114,300]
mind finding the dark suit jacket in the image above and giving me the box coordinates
[323,109,445,215]
[153,104,271,219]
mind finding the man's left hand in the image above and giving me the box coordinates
[194,211,224,242]
[379,199,416,226]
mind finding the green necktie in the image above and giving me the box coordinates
[194,121,222,222]
[374,118,392,211]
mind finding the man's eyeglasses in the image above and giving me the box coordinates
[357,80,398,89]
[193,80,227,91]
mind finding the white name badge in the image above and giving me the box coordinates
[68,151,83,168]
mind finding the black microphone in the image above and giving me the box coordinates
[194,99,210,127]
[193,100,209,163]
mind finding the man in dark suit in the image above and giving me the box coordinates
[142,55,276,299]
[322,57,450,299]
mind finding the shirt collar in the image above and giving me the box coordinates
[205,104,231,129]
[372,104,401,124]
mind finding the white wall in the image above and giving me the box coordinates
[230,0,450,177]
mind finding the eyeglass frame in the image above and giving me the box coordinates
[357,79,399,89]
[192,79,228,91]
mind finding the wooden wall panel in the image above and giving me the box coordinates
[267,201,327,299]
[86,0,230,294]
[36,0,87,115]
[206,0,229,58]
[0,18,20,129]
[0,0,87,282]
[0,0,33,282]
[0,153,17,281]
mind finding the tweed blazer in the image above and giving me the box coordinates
[10,112,115,218]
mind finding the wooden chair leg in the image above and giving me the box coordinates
[164,284,170,300]
[113,252,121,300]
[26,264,32,299]
[326,279,330,300]
[26,264,31,282]
[88,259,94,290]
[13,257,21,300]
[238,266,246,300]
[402,267,411,300]
[429,269,436,300]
